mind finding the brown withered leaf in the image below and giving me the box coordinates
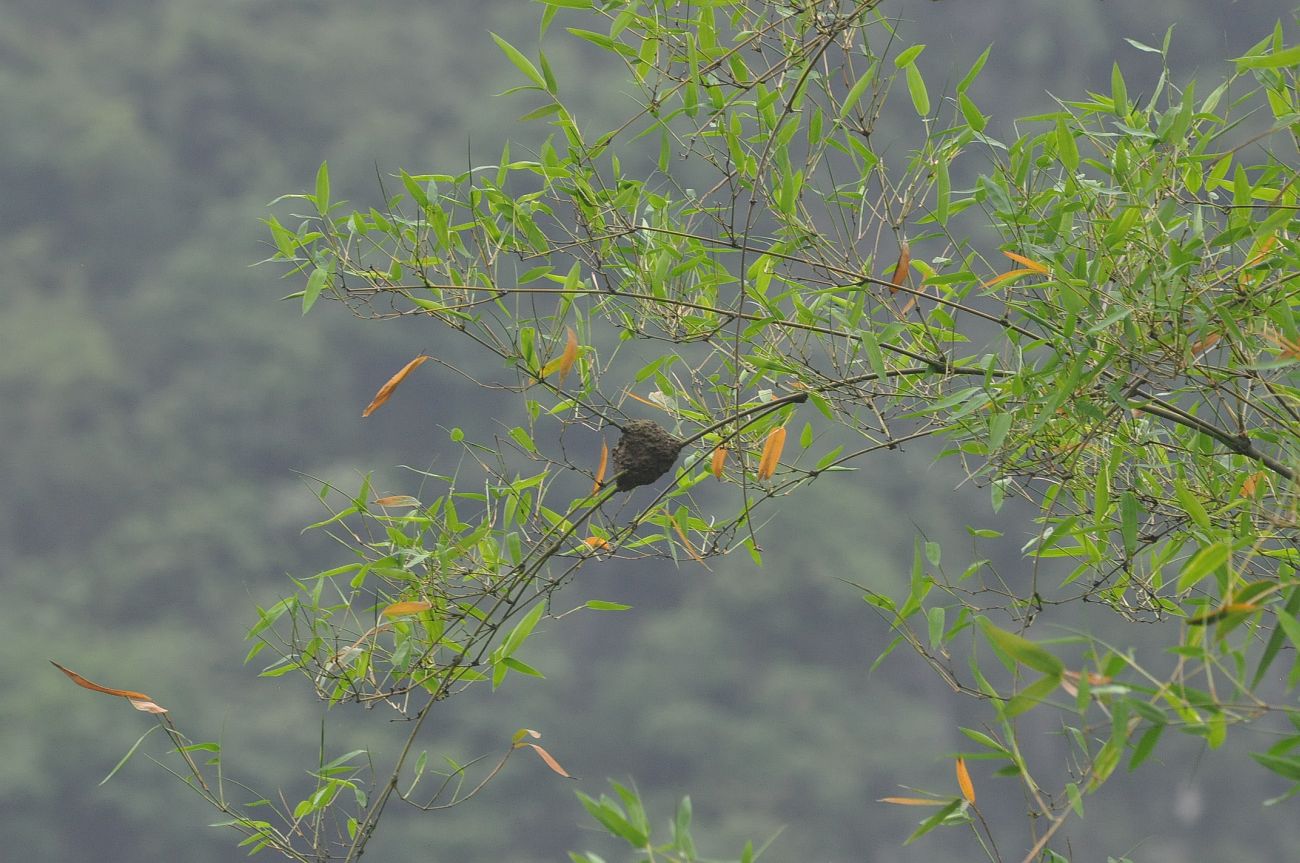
[362,355,431,417]
[889,241,911,293]
[51,660,166,712]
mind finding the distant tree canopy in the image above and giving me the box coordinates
[55,1,1299,861]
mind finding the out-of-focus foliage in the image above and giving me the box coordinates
[9,0,1299,861]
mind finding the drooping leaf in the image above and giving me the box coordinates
[889,241,911,292]
[521,742,575,778]
[50,661,166,712]
[711,446,728,480]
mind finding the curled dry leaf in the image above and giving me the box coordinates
[362,355,431,417]
[539,327,579,383]
[757,426,787,481]
[711,446,727,480]
[1240,470,1265,497]
[888,241,911,293]
[955,757,975,805]
[51,660,166,712]
[381,600,434,618]
[593,440,608,494]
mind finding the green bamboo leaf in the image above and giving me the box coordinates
[1234,43,1300,69]
[978,618,1063,676]
[502,602,546,657]
[314,160,330,212]
[1004,672,1062,718]
[1177,541,1230,593]
[904,62,930,117]
[1056,118,1079,171]
[302,267,328,315]
[893,44,926,68]
[491,32,546,88]
[902,798,962,845]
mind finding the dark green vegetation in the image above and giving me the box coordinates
[7,1,1298,861]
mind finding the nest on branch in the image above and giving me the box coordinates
[610,420,684,491]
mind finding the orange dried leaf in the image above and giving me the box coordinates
[889,241,911,293]
[362,354,431,417]
[1241,470,1265,497]
[540,327,579,383]
[522,743,574,779]
[982,267,1036,288]
[1002,250,1049,274]
[879,796,948,807]
[373,495,421,508]
[128,698,169,714]
[382,600,434,618]
[593,440,608,494]
[955,757,976,805]
[711,446,728,480]
[50,660,153,702]
[583,536,610,551]
[757,426,787,481]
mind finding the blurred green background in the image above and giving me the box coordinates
[4,1,1298,860]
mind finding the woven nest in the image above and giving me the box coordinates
[610,420,684,491]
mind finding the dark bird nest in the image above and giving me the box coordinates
[610,420,684,491]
